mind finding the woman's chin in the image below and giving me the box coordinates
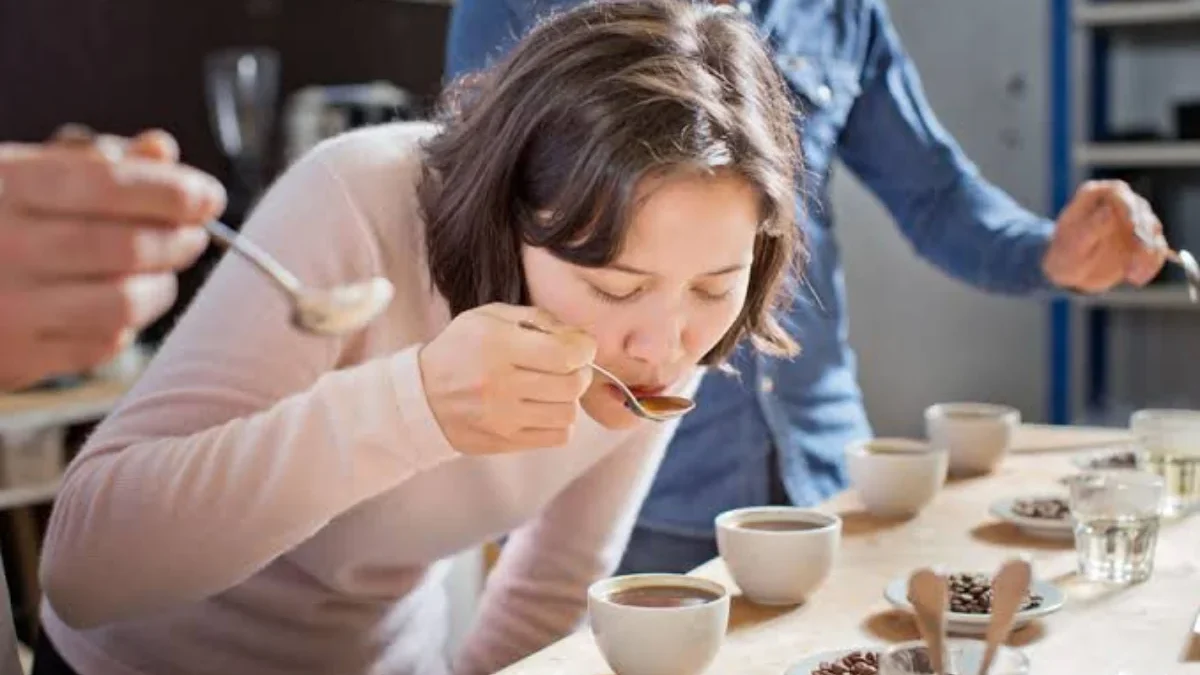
[580,386,641,431]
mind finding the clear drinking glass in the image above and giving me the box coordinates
[1068,469,1165,583]
[1130,408,1200,516]
[879,639,1029,675]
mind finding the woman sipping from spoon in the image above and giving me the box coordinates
[32,2,802,675]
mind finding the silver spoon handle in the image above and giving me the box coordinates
[205,220,303,296]
[586,362,635,395]
[1125,207,1187,264]
[515,320,637,397]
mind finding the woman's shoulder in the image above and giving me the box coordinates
[303,121,441,209]
[293,121,443,274]
[310,121,440,167]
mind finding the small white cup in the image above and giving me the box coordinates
[588,574,730,675]
[925,402,1020,476]
[714,506,841,606]
[846,437,949,518]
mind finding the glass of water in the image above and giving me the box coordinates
[879,639,1029,675]
[1131,408,1200,516]
[1068,470,1165,584]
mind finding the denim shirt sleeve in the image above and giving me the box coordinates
[836,0,1056,295]
[444,0,530,81]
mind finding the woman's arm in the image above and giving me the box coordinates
[39,136,460,629]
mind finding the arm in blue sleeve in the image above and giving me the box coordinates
[837,0,1057,296]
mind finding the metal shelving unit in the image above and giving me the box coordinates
[1075,284,1200,310]
[1075,141,1200,167]
[1075,0,1200,26]
[1051,0,1200,425]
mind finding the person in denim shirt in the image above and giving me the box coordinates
[445,0,1167,575]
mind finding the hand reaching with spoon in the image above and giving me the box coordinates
[0,126,225,391]
[45,125,397,337]
[1042,179,1168,294]
[517,320,695,421]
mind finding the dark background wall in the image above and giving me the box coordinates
[0,0,452,343]
[0,0,451,180]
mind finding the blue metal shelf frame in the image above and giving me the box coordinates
[1049,0,1072,424]
[1049,0,1112,424]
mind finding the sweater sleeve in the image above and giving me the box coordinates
[452,371,704,675]
[39,138,460,629]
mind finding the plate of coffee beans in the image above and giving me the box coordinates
[785,648,880,675]
[1069,447,1145,471]
[989,495,1074,540]
[884,571,1064,635]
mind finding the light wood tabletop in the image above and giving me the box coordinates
[498,424,1199,675]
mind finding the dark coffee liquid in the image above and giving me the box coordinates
[636,396,692,415]
[606,585,720,608]
[734,519,823,531]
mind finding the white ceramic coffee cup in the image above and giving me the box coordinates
[588,574,730,675]
[925,402,1020,476]
[714,506,841,606]
[846,437,949,517]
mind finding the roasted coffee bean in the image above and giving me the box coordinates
[945,572,1043,614]
[810,650,880,675]
[1012,497,1070,520]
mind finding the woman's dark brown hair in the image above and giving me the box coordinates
[418,0,803,365]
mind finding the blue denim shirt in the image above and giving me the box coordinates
[446,0,1056,539]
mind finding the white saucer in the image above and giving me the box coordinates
[989,495,1075,541]
[883,575,1065,637]
[784,647,880,675]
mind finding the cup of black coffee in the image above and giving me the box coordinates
[715,506,841,605]
[588,574,730,675]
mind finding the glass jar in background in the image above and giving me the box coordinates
[1130,408,1200,516]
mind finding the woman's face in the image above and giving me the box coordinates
[522,170,761,430]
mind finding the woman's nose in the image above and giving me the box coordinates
[623,305,687,366]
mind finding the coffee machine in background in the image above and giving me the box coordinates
[283,82,419,168]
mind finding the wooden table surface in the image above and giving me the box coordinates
[498,424,1200,674]
[0,349,146,434]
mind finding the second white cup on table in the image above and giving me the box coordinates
[846,437,949,518]
[715,506,841,606]
[925,402,1020,476]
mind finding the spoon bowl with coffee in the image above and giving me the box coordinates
[517,320,695,421]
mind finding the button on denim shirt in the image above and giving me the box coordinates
[445,0,1056,540]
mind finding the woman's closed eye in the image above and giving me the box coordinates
[589,283,643,304]
[588,282,734,304]
[693,286,734,303]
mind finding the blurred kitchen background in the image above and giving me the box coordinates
[0,0,1198,667]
